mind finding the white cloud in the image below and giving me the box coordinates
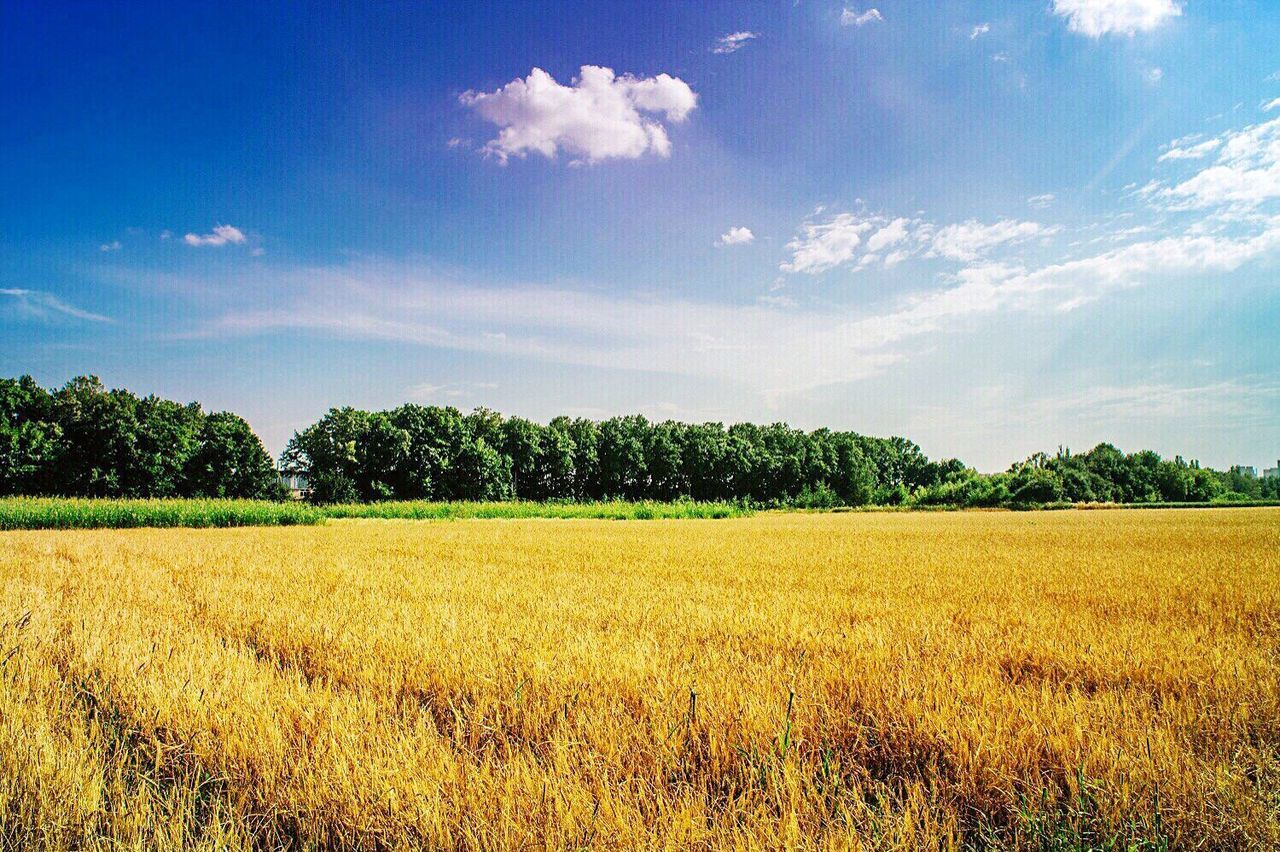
[840,8,883,27]
[1051,0,1181,37]
[836,222,1280,353]
[928,219,1052,261]
[782,213,1054,272]
[1144,66,1164,84]
[99,240,122,252]
[970,23,990,39]
[780,212,876,273]
[865,218,910,253]
[1153,117,1280,210]
[460,66,697,164]
[1,288,112,323]
[184,225,247,247]
[712,31,759,54]
[1264,98,1280,112]
[717,226,755,246]
[130,185,1280,401]
[1157,138,1223,161]
[1027,193,1056,209]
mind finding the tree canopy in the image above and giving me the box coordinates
[0,376,284,500]
[4,375,1274,507]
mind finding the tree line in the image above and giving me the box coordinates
[3,375,1275,506]
[282,403,1279,506]
[280,404,953,505]
[0,376,283,499]
[912,446,1278,507]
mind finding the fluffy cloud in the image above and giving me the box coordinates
[865,218,910,253]
[460,66,697,164]
[1153,117,1280,210]
[928,219,1051,261]
[184,225,246,247]
[712,32,758,54]
[1,288,111,322]
[781,213,1053,273]
[840,8,883,27]
[780,213,876,273]
[717,226,755,246]
[1051,0,1181,37]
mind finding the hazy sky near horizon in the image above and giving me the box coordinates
[3,0,1279,471]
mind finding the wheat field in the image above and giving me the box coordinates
[1,509,1277,850]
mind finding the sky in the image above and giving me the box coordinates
[3,0,1279,472]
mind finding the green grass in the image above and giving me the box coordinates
[319,499,752,521]
[0,498,750,530]
[0,497,325,530]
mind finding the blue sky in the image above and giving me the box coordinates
[3,0,1279,471]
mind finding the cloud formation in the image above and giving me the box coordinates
[780,213,876,273]
[1157,138,1222,161]
[184,225,246,247]
[840,8,883,27]
[1,288,112,322]
[970,23,990,39]
[929,219,1052,261]
[1051,0,1181,37]
[717,226,755,246]
[460,66,697,164]
[712,32,758,54]
[781,212,1052,273]
[1150,116,1280,211]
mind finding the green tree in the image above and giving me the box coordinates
[186,412,283,499]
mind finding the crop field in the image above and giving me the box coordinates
[0,498,325,531]
[1,509,1277,849]
[0,498,749,531]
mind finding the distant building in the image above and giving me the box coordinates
[1265,461,1280,480]
[279,472,311,499]
[1232,465,1258,478]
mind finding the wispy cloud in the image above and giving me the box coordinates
[99,240,122,252]
[781,211,1054,272]
[970,23,990,39]
[1147,115,1280,211]
[1027,193,1056,209]
[840,8,883,27]
[1157,138,1222,162]
[407,381,499,403]
[1,288,112,323]
[712,31,759,55]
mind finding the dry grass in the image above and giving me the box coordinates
[1,509,1277,850]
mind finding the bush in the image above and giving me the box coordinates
[790,483,840,509]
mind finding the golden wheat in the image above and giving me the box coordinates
[1,509,1277,849]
